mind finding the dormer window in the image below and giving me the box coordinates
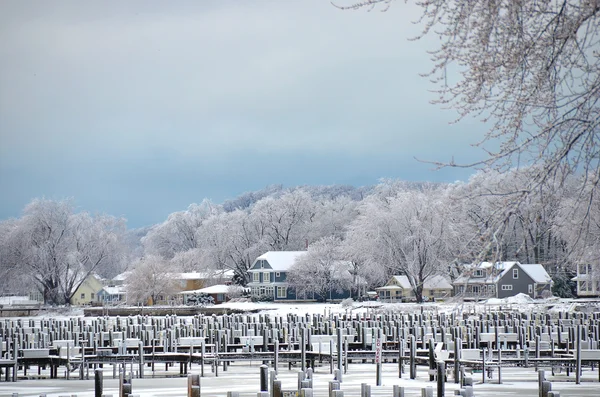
[474,269,484,277]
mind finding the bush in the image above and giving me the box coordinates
[186,293,215,307]
[251,294,274,303]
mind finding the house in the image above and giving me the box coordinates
[453,262,553,300]
[247,251,355,302]
[106,269,235,305]
[376,275,452,302]
[248,251,306,301]
[176,270,234,292]
[96,285,127,304]
[572,264,600,297]
[71,273,104,305]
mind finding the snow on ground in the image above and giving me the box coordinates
[0,295,35,305]
[2,297,600,395]
[2,360,600,396]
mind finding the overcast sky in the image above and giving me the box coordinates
[0,0,485,228]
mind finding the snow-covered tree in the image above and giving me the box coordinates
[1,199,126,305]
[340,0,600,213]
[346,183,460,302]
[286,236,353,302]
[197,209,268,285]
[250,189,316,251]
[125,255,179,305]
[142,200,221,259]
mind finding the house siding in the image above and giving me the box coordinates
[497,266,535,299]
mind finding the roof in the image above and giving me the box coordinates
[497,262,552,284]
[253,251,307,271]
[100,286,127,295]
[181,284,232,295]
[423,275,452,290]
[113,271,132,281]
[519,264,553,284]
[377,275,452,291]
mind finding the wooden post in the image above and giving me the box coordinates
[437,361,445,397]
[393,385,405,397]
[200,340,205,377]
[361,383,371,397]
[301,328,306,372]
[138,341,144,379]
[429,338,436,381]
[410,334,417,380]
[188,374,200,397]
[95,368,103,397]
[576,325,582,385]
[399,338,404,378]
[337,328,343,375]
[538,370,545,397]
[376,329,382,386]
[273,380,282,397]
[454,337,461,384]
[260,364,269,392]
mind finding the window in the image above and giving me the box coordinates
[253,272,260,282]
[275,272,281,278]
[472,286,480,294]
[502,285,513,291]
[277,286,287,298]
[513,269,519,279]
[263,272,271,283]
[579,264,592,275]
[580,281,590,292]
[528,284,533,294]
[80,293,85,299]
[91,293,95,299]
[474,270,484,277]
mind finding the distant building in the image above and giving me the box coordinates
[453,262,553,300]
[572,264,600,297]
[96,286,127,304]
[247,251,354,302]
[376,275,452,302]
[71,274,104,305]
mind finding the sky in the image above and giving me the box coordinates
[0,0,486,228]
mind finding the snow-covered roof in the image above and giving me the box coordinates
[113,271,132,281]
[391,275,412,289]
[181,284,232,295]
[101,286,127,295]
[254,251,307,271]
[519,264,553,284]
[169,270,235,280]
[423,275,453,290]
[377,275,452,291]
[496,262,552,284]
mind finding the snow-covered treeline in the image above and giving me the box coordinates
[0,167,598,304]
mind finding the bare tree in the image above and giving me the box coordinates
[142,200,221,259]
[338,0,600,223]
[2,199,126,305]
[346,183,460,302]
[286,236,353,302]
[125,255,180,305]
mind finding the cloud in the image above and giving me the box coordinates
[0,0,487,226]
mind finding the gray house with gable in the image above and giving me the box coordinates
[453,261,553,300]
